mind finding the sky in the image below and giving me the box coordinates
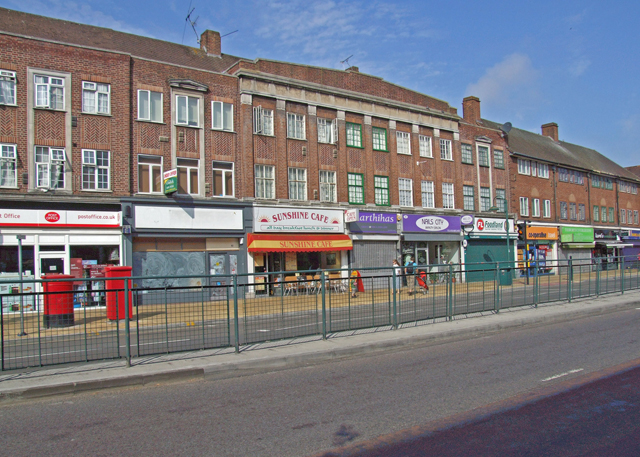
[2,0,640,167]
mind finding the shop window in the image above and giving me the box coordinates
[0,245,34,274]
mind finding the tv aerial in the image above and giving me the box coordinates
[341,55,354,69]
[182,1,200,44]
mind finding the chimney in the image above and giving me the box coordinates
[200,30,221,57]
[541,123,558,142]
[462,96,481,123]
[346,66,359,73]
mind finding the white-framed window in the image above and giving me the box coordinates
[348,173,364,204]
[421,181,434,208]
[628,209,633,225]
[374,175,389,205]
[176,95,199,127]
[478,145,490,167]
[519,197,529,217]
[82,82,110,114]
[212,101,234,131]
[579,204,585,221]
[177,158,199,195]
[138,90,163,122]
[442,182,454,209]
[543,199,551,218]
[531,162,537,177]
[35,146,65,189]
[398,178,413,207]
[494,150,504,169]
[480,187,491,211]
[496,188,507,211]
[396,131,411,155]
[463,185,475,211]
[517,159,531,175]
[317,118,337,144]
[440,139,452,161]
[287,113,305,140]
[288,167,307,201]
[560,202,568,219]
[0,144,17,187]
[34,75,64,110]
[609,207,614,223]
[593,205,600,222]
[212,161,234,197]
[138,155,162,193]
[461,143,473,164]
[346,123,363,148]
[372,127,387,151]
[538,162,549,179]
[634,210,639,225]
[255,164,275,199]
[569,203,577,220]
[601,206,607,222]
[319,170,336,202]
[253,106,274,136]
[0,70,16,105]
[532,198,540,217]
[621,208,626,224]
[558,167,569,182]
[82,149,110,190]
[419,135,432,158]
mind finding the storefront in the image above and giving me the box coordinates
[465,217,517,282]
[516,225,558,277]
[621,230,640,268]
[248,206,351,295]
[558,226,595,272]
[346,210,399,270]
[593,229,631,270]
[401,214,462,279]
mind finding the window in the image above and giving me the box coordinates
[253,106,274,136]
[0,144,17,187]
[558,167,569,182]
[592,175,601,188]
[82,149,110,190]
[212,101,233,131]
[82,82,110,114]
[496,189,506,212]
[560,202,568,219]
[518,159,531,175]
[543,200,551,218]
[35,146,65,189]
[440,139,452,160]
[593,206,599,222]
[569,203,577,220]
[288,167,307,201]
[212,161,234,197]
[396,131,411,155]
[480,187,491,211]
[621,208,626,224]
[398,178,413,207]
[176,95,199,127]
[0,70,16,105]
[628,209,633,225]
[442,182,454,209]
[319,170,336,202]
[494,150,504,169]
[317,118,337,144]
[461,144,473,164]
[138,90,163,122]
[372,127,387,151]
[34,75,64,110]
[255,165,275,199]
[419,135,432,158]
[609,207,614,223]
[374,175,389,206]
[579,204,585,221]
[520,197,529,217]
[421,181,434,208]
[605,178,613,190]
[348,173,364,204]
[346,123,363,148]
[531,161,537,177]
[463,185,475,211]
[478,145,490,167]
[635,210,639,225]
[287,113,305,140]
[532,198,540,217]
[537,162,549,179]
[601,206,607,222]
[138,155,162,193]
[177,158,199,195]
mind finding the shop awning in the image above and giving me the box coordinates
[247,233,353,252]
[561,243,595,249]
[596,242,634,248]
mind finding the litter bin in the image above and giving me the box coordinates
[499,268,513,286]
[42,274,75,328]
[105,266,133,321]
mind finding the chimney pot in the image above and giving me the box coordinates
[462,96,481,123]
[541,122,559,142]
[200,30,221,57]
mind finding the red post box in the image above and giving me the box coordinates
[105,266,133,321]
[42,274,75,328]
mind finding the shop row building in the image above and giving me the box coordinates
[0,7,638,295]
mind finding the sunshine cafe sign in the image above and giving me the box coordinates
[253,207,344,233]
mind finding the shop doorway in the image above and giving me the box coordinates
[208,253,237,299]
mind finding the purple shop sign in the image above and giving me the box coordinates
[349,212,398,234]
[402,214,461,233]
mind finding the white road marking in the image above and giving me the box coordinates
[542,368,584,382]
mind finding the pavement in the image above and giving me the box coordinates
[0,290,639,402]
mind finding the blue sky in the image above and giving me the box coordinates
[3,0,639,167]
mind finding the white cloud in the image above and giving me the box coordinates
[465,53,538,107]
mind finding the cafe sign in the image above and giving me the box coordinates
[253,207,344,233]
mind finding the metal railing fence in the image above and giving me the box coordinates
[1,256,638,371]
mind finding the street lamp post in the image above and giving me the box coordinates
[16,234,27,336]
[489,197,510,284]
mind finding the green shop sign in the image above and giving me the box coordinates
[560,226,594,243]
[163,169,178,195]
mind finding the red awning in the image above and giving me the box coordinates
[247,233,352,252]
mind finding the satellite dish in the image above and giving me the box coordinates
[500,122,512,134]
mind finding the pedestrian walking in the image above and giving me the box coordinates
[405,256,417,295]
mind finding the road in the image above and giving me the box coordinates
[0,306,638,456]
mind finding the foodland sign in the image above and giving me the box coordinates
[254,207,344,233]
[468,217,516,238]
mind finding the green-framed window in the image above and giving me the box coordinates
[348,173,364,204]
[461,144,473,164]
[372,127,387,151]
[601,206,607,222]
[374,175,389,206]
[463,185,475,211]
[346,122,363,148]
[494,150,504,169]
[593,205,599,222]
[609,207,614,222]
[478,145,490,167]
